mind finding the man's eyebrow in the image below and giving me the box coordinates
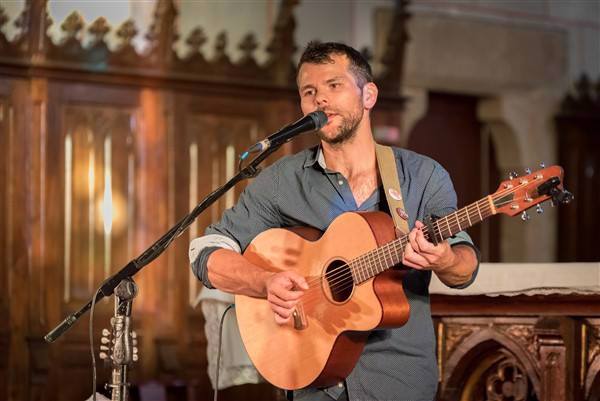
[299,84,315,92]
[326,76,345,83]
[299,76,346,92]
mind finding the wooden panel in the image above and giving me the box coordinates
[40,82,142,401]
[61,105,137,303]
[0,80,9,401]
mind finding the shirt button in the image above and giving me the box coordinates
[338,180,344,185]
[338,382,343,388]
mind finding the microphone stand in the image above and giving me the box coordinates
[44,138,286,343]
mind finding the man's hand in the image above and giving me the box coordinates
[265,271,309,325]
[402,220,456,272]
[402,220,478,287]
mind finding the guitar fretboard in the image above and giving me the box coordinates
[348,196,496,284]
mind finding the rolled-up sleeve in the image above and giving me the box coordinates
[189,235,241,289]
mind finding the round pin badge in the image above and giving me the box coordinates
[396,207,409,221]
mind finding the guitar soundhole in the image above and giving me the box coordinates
[324,260,354,303]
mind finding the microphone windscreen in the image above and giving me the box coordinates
[309,110,328,129]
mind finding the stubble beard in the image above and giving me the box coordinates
[317,106,364,146]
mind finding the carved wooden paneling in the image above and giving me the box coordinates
[433,298,600,401]
[438,317,542,401]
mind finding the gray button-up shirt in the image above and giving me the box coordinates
[191,146,478,401]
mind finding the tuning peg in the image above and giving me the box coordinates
[100,345,110,351]
[520,211,530,221]
[101,336,111,344]
[524,168,531,174]
[99,352,109,360]
[536,204,544,214]
[509,171,518,179]
[133,347,138,354]
[132,354,139,362]
[540,162,546,168]
[131,331,137,339]
[102,328,111,336]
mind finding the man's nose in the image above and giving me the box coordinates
[315,91,328,107]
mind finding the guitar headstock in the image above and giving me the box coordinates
[492,165,573,217]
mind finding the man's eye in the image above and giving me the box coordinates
[330,83,340,89]
[303,90,314,97]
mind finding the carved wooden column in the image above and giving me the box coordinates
[584,319,600,401]
[534,317,570,401]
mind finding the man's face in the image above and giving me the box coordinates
[297,54,365,145]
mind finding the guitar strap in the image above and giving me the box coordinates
[375,144,410,237]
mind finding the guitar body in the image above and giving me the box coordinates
[235,211,410,390]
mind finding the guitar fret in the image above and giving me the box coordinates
[476,201,483,221]
[350,261,358,283]
[378,249,386,272]
[444,216,451,237]
[455,212,462,231]
[359,256,366,282]
[365,252,372,280]
[465,205,472,226]
[434,220,442,241]
[385,243,395,266]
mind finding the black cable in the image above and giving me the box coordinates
[214,303,236,401]
[89,286,103,401]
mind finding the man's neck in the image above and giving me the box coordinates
[321,128,377,179]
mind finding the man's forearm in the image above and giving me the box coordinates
[434,245,478,287]
[206,248,273,297]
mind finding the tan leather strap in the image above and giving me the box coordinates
[375,144,410,236]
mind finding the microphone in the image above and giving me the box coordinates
[247,111,328,154]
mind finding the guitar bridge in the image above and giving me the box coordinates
[292,303,308,330]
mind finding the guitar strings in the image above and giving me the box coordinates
[302,177,538,292]
[305,188,536,302]
[294,184,540,308]
[298,195,492,296]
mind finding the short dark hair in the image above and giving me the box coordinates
[297,41,373,88]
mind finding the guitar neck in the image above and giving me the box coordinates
[350,196,496,284]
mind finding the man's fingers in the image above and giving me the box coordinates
[267,292,298,309]
[287,272,309,290]
[415,228,436,253]
[270,304,294,320]
[403,242,429,269]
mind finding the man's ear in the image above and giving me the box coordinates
[362,82,378,109]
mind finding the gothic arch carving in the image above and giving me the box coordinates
[441,328,541,401]
[586,349,600,401]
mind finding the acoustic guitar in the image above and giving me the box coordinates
[235,165,571,390]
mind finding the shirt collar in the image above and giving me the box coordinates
[303,145,327,170]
